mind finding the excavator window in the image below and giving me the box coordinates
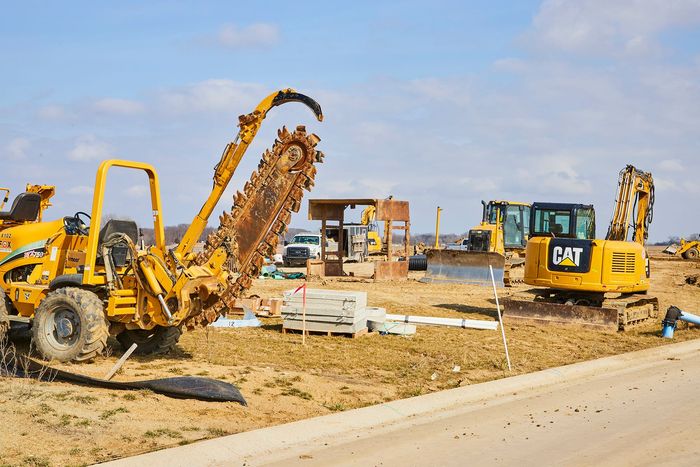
[530,203,596,240]
[533,209,571,237]
[503,205,528,248]
[575,208,595,240]
[534,209,571,237]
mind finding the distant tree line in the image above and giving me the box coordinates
[132,219,698,249]
[651,233,700,246]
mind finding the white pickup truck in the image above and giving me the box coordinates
[282,232,323,267]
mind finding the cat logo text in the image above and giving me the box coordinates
[552,246,584,267]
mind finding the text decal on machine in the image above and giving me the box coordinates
[548,239,593,273]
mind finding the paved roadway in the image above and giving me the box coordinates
[104,339,700,467]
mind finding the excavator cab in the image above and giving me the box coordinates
[468,200,530,252]
[529,203,595,240]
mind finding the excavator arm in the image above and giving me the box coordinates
[606,165,654,245]
[174,89,323,261]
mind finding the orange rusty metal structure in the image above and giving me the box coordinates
[308,198,410,279]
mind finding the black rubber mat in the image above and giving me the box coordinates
[1,354,247,405]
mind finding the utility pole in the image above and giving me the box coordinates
[434,206,443,249]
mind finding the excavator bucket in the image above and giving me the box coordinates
[421,249,505,287]
[502,295,658,331]
[502,299,619,331]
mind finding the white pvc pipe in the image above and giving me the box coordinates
[385,313,498,330]
[490,265,512,371]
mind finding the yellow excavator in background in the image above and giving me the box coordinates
[0,89,324,362]
[360,205,383,255]
[504,165,658,331]
[422,200,530,286]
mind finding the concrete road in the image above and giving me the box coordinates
[105,340,700,467]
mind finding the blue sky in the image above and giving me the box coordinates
[1,0,699,241]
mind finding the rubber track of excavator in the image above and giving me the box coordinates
[185,125,322,328]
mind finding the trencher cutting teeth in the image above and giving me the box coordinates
[185,125,323,328]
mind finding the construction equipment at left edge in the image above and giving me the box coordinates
[0,88,324,362]
[504,165,658,331]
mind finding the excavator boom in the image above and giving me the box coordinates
[606,165,654,245]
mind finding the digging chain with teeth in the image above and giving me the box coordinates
[185,125,322,328]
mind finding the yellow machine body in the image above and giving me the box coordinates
[524,237,649,293]
[423,200,530,287]
[467,200,530,255]
[0,89,325,362]
[523,165,654,295]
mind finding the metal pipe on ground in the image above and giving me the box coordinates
[385,313,497,330]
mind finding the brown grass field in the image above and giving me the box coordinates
[1,248,699,466]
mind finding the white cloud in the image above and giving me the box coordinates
[92,98,144,115]
[67,185,93,195]
[37,105,70,120]
[457,176,500,193]
[528,0,700,56]
[492,58,528,73]
[216,23,280,49]
[5,138,30,160]
[68,135,113,162]
[515,156,593,195]
[158,79,266,114]
[125,185,148,198]
[658,159,684,171]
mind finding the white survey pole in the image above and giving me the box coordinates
[489,265,512,371]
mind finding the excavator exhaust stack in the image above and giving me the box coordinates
[421,249,505,287]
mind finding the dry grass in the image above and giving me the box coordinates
[0,253,698,466]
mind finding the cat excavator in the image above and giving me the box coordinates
[504,165,658,331]
[0,89,324,361]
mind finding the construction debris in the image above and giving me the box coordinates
[210,308,261,328]
[282,289,369,336]
[367,319,416,336]
[228,297,282,317]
